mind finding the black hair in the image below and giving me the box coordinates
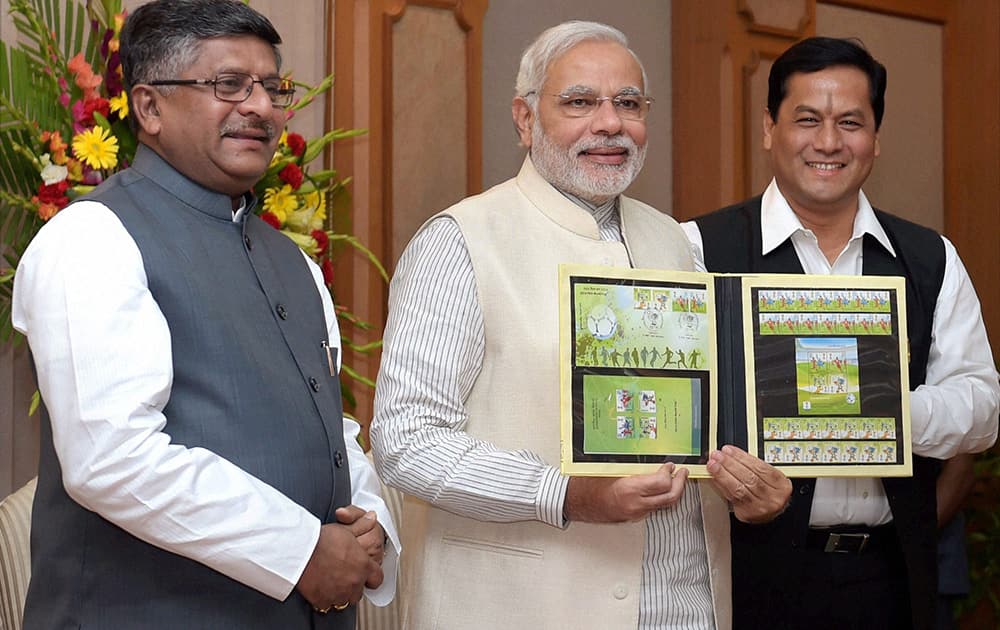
[767,37,887,130]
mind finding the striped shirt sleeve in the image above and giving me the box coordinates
[370,217,568,527]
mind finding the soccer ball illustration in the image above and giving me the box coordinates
[587,304,618,340]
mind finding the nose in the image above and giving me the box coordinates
[589,98,623,135]
[237,80,275,116]
[812,121,843,153]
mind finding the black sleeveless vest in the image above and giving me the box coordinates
[695,196,946,630]
[24,147,355,629]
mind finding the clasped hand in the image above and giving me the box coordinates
[296,505,386,612]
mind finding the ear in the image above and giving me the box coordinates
[873,132,880,158]
[512,96,534,148]
[129,85,163,137]
[762,108,775,151]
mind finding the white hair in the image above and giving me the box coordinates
[514,21,649,106]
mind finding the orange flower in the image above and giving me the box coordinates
[67,53,103,99]
[42,130,69,164]
[36,202,61,221]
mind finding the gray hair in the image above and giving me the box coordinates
[515,21,648,107]
[120,0,283,130]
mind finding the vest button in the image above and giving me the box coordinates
[612,584,628,600]
[276,304,288,320]
[798,484,811,495]
[334,451,344,468]
[309,377,320,392]
[244,235,252,250]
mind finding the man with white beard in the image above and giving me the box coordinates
[371,21,791,630]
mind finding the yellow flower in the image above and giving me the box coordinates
[281,229,319,255]
[304,191,327,232]
[72,126,119,170]
[278,130,288,146]
[110,93,129,118]
[263,185,298,223]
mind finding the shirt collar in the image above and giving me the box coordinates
[557,189,620,230]
[129,144,257,223]
[760,178,896,257]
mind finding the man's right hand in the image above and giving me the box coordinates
[564,462,689,523]
[296,522,383,612]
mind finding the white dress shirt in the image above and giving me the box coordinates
[12,201,399,604]
[374,191,715,629]
[681,180,1000,526]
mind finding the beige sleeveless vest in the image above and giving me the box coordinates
[398,157,731,629]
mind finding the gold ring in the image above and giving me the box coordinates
[333,602,350,611]
[314,605,332,614]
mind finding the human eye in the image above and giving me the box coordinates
[839,119,863,129]
[559,93,597,111]
[261,78,283,97]
[614,96,642,111]
[794,116,820,126]
[214,74,246,94]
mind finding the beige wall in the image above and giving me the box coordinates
[481,1,673,213]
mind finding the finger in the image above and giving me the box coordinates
[643,466,688,510]
[346,511,378,537]
[635,462,677,497]
[335,505,367,525]
[721,445,785,486]
[356,527,385,556]
[365,562,385,590]
[706,452,755,503]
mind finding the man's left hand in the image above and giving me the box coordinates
[335,505,386,569]
[706,445,792,524]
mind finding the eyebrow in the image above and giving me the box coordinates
[558,84,644,96]
[215,67,282,79]
[792,104,868,119]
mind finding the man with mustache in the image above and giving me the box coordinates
[682,37,999,629]
[12,1,397,627]
[371,21,791,629]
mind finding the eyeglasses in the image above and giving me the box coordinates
[149,72,296,108]
[527,90,654,120]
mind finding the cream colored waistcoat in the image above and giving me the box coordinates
[399,157,731,630]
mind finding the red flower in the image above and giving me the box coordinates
[286,132,306,157]
[320,257,335,286]
[278,163,303,190]
[71,97,111,133]
[261,211,282,229]
[35,180,71,208]
[311,229,329,255]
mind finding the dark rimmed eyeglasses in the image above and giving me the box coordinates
[149,72,295,108]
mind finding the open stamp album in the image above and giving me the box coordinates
[559,264,912,478]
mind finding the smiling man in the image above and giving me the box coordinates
[12,1,398,628]
[682,37,999,630]
[372,21,791,630]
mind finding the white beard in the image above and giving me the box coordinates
[530,122,647,203]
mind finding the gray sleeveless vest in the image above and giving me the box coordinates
[23,146,355,629]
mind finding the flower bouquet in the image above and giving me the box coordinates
[1,0,385,405]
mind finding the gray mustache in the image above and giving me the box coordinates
[219,122,277,140]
